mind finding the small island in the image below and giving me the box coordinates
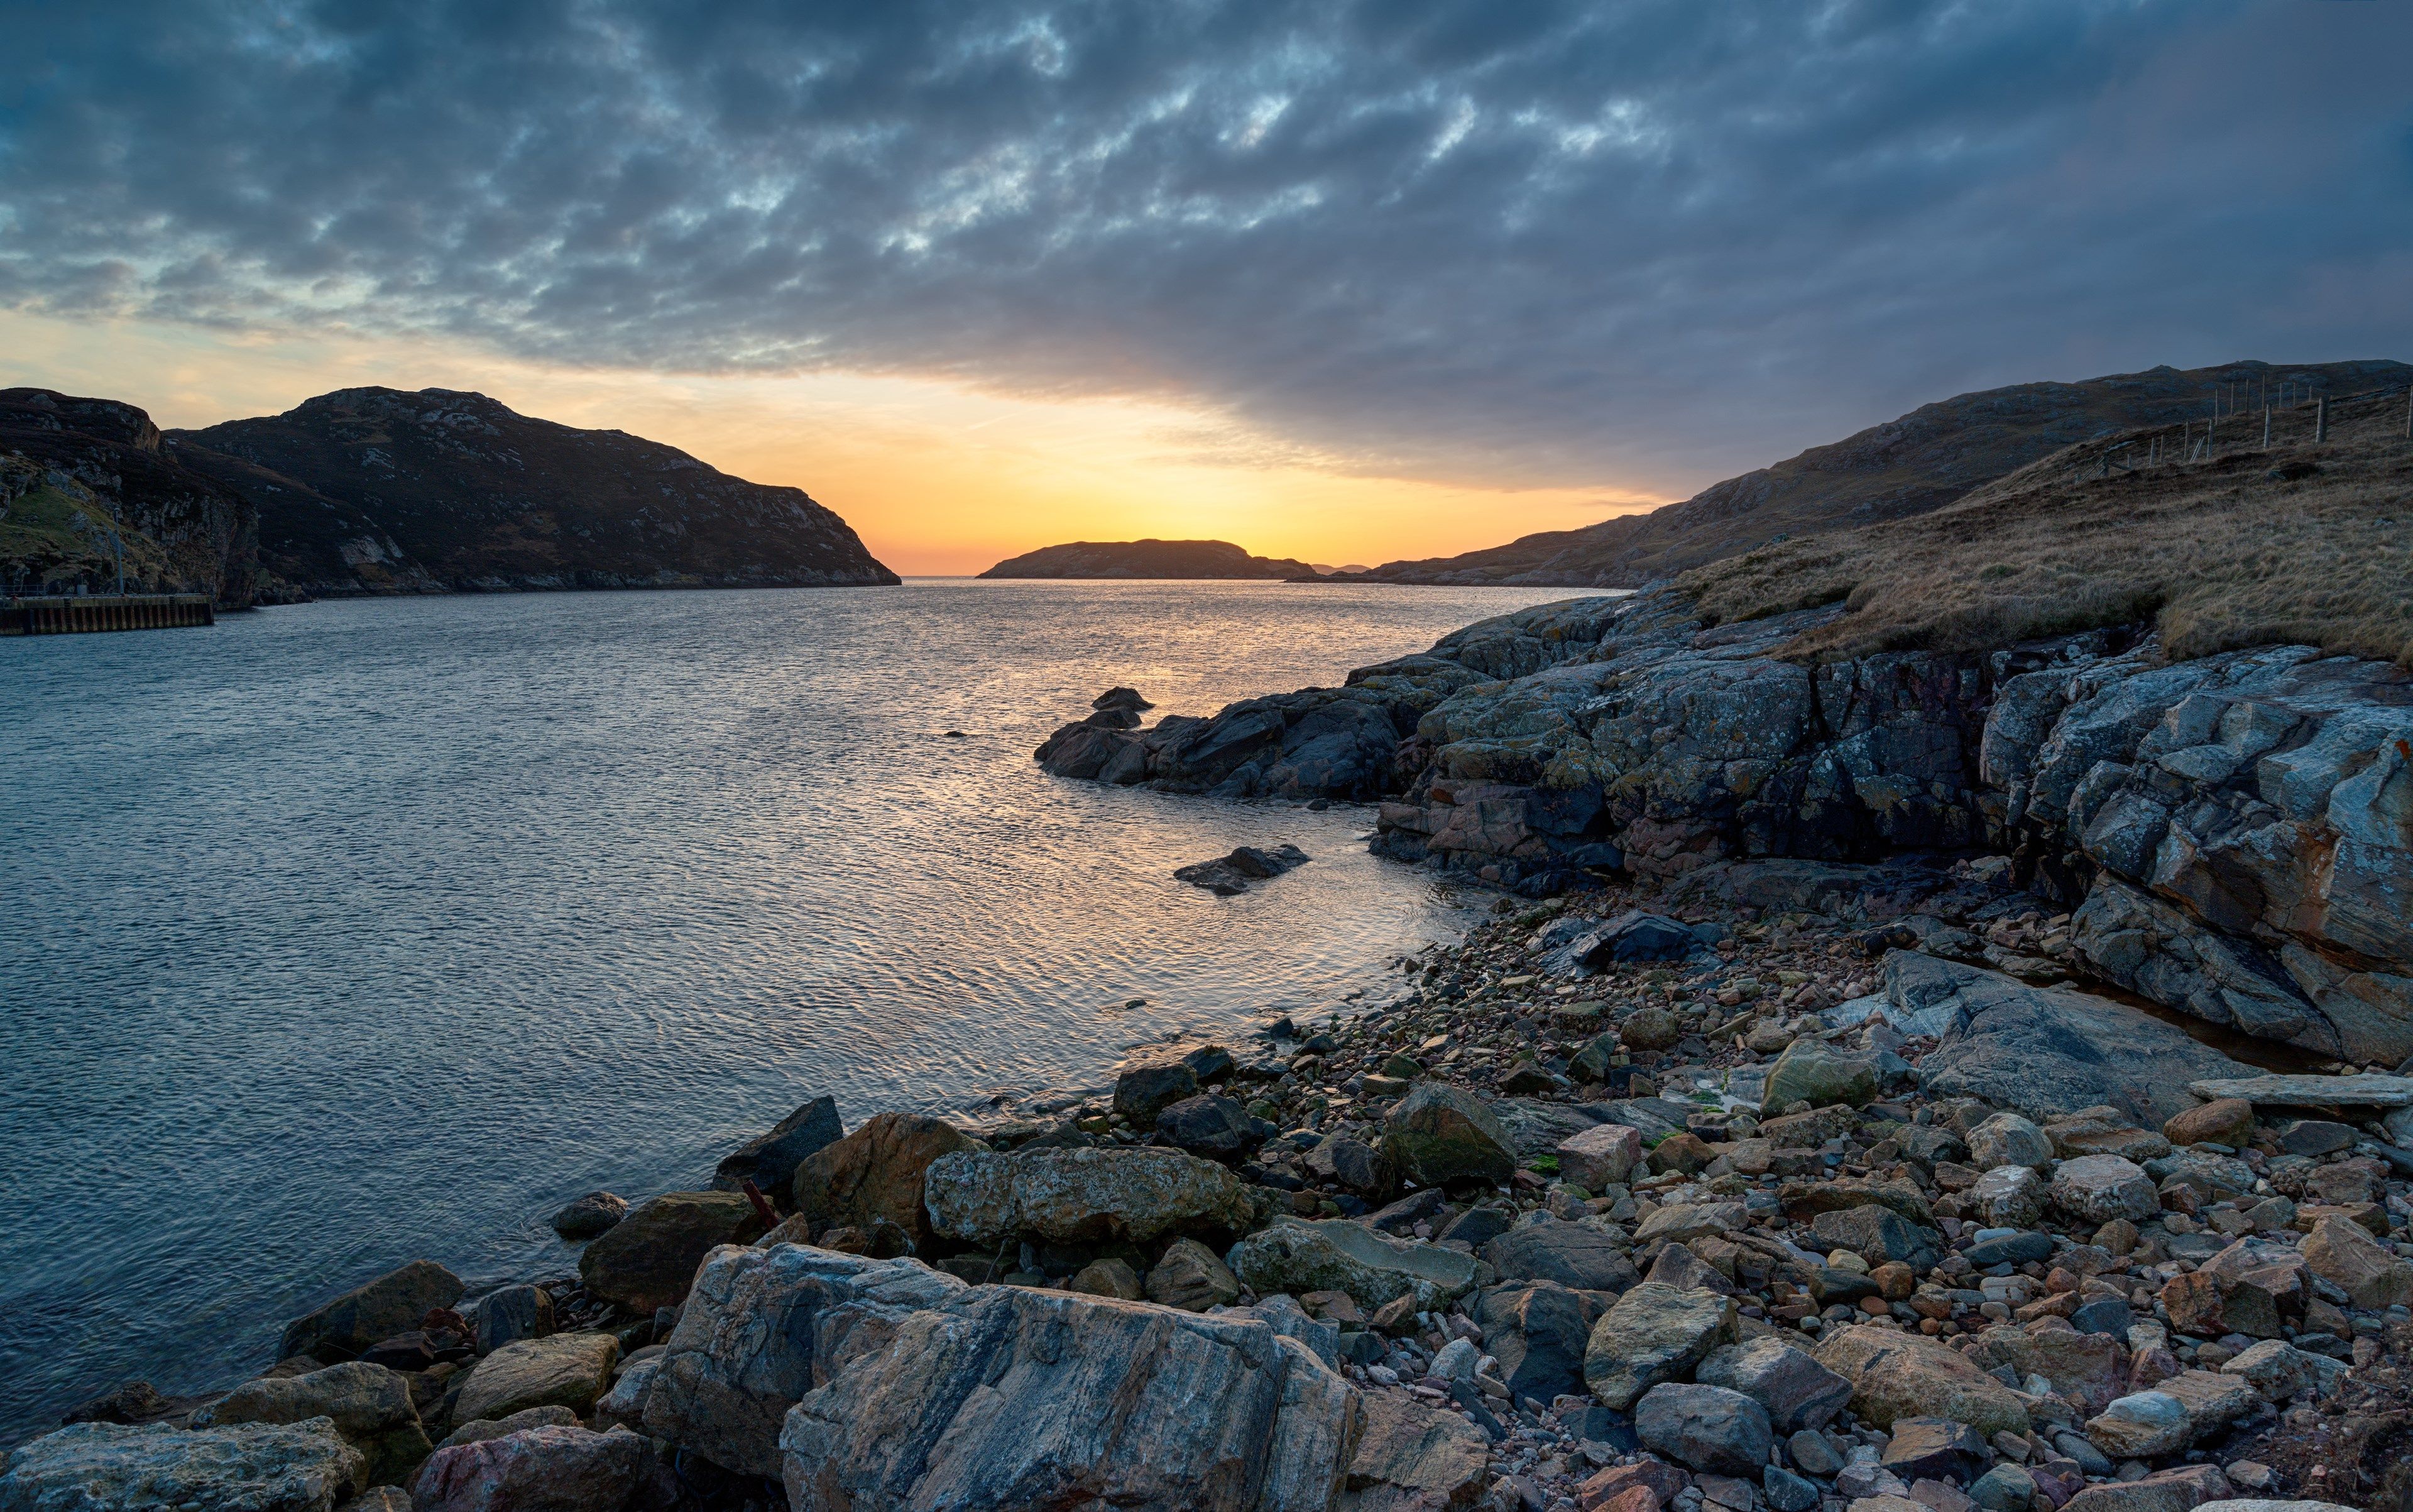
[977,538,1316,579]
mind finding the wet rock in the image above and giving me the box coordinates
[1484,1217,1643,1293]
[578,1191,766,1314]
[1557,1124,1644,1192]
[792,1112,980,1253]
[1227,1217,1480,1311]
[548,1193,628,1241]
[712,1093,843,1199]
[1763,1040,1877,1111]
[1176,843,1311,895]
[410,1425,677,1512]
[1814,1325,2028,1437]
[641,1242,964,1478]
[1382,1083,1518,1188]
[2299,1212,2413,1308]
[1634,1383,1772,1477]
[280,1260,465,1365]
[2050,1155,2160,1225]
[1146,1237,1245,1312]
[1113,1059,1201,1123]
[469,1285,554,1356]
[199,1361,430,1488]
[1344,1391,1491,1511]
[1157,1094,1271,1159]
[1583,1283,1737,1410]
[1968,1113,2054,1173]
[1695,1338,1852,1432]
[1879,1417,1989,1483]
[926,1146,1256,1246]
[452,1332,619,1425]
[0,1420,365,1512]
[778,1285,1360,1511]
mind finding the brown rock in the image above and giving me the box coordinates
[577,1192,765,1315]
[2301,1213,2413,1309]
[1813,1325,2028,1437]
[2160,1271,2279,1341]
[1343,1391,1491,1511]
[791,1112,980,1252]
[1648,1133,1716,1176]
[1579,1460,1690,1512]
[2162,1099,2256,1149]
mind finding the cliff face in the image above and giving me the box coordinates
[1344,359,2412,586]
[173,387,897,594]
[0,389,261,607]
[978,539,1315,579]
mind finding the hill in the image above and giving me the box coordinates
[978,539,1314,579]
[1337,359,2412,587]
[173,387,897,594]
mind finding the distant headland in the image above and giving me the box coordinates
[977,539,1318,579]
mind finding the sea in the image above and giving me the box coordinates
[0,578,1578,1445]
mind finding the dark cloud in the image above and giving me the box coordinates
[4,1,2409,490]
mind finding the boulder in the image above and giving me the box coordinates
[1634,1202,1748,1247]
[712,1093,843,1198]
[1583,1284,1737,1410]
[1964,1322,2126,1415]
[2050,1156,2160,1225]
[1302,1136,1398,1200]
[1762,1041,1877,1110]
[792,1112,980,1253]
[1147,1237,1245,1312]
[778,1286,1360,1511]
[1227,1218,1480,1311]
[1618,1006,1687,1052]
[409,1425,678,1512]
[197,1361,430,1487]
[1965,1166,2049,1229]
[924,1146,1257,1246]
[1557,1124,1644,1192]
[2059,1467,2235,1512]
[1808,1207,1942,1269]
[2300,1213,2413,1308]
[436,1406,579,1450]
[1475,1281,1604,1403]
[280,1261,464,1364]
[2045,1107,2172,1163]
[0,1420,364,1512]
[547,1192,627,1241]
[1382,1083,1517,1188]
[592,1356,659,1433]
[1157,1094,1269,1159]
[452,1332,619,1425]
[469,1285,554,1356]
[2160,1270,2279,1341]
[1880,1417,1989,1483]
[1113,1060,1201,1123]
[2163,1099,2257,1149]
[1342,1391,1491,1511]
[1968,1114,2054,1173]
[2082,1391,2191,1459]
[1814,1325,2028,1437]
[1483,1218,1643,1293]
[2218,1340,2348,1401]
[641,1242,965,1478]
[1634,1384,1772,1477]
[578,1191,765,1314]
[1695,1338,1853,1432]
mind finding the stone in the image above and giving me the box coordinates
[792,1112,981,1253]
[2194,1503,2355,1512]
[1965,1166,2050,1229]
[1763,1040,1878,1110]
[1484,1217,1643,1293]
[713,1093,844,1198]
[1971,1465,2036,1512]
[2218,1340,2348,1401]
[1073,1258,1144,1299]
[1228,1217,1480,1312]
[577,1190,765,1314]
[1880,1416,1989,1484]
[1788,1428,1844,1479]
[1436,1203,1516,1248]
[469,1285,554,1356]
[1580,1460,1691,1512]
[548,1192,628,1241]
[2163,1100,2257,1150]
[1810,1207,1942,1270]
[0,1421,366,1511]
[2184,1073,2413,1107]
[1383,1083,1518,1188]
[925,1146,1256,1247]
[1695,1337,1853,1432]
[1648,1133,1717,1177]
[2194,1237,2308,1315]
[1620,1007,1688,1052]
[1968,1114,2055,1173]
[1779,1176,1935,1228]
[2059,1467,2234,1512]
[1635,1202,1748,1247]
[1965,1323,2127,1415]
[2045,1108,2172,1163]
[340,1489,412,1511]
[1303,1136,1397,1200]
[1147,1237,1245,1312]
[1814,1325,2028,1437]
[2300,1213,2413,1309]
[2051,1156,2160,1225]
[2160,1271,2279,1341]
[778,1285,1360,1511]
[409,1425,678,1512]
[437,1406,579,1450]
[1157,1094,1270,1159]
[1345,1391,1492,1511]
[1964,1231,2054,1268]
[591,1356,657,1433]
[1476,1280,1603,1403]
[452,1332,619,1425]
[1113,1059,1201,1123]
[1635,1384,1773,1477]
[197,1361,430,1488]
[280,1261,465,1364]
[1766,1465,1823,1512]
[2084,1393,2189,1460]
[1583,1284,1737,1410]
[1558,1124,1645,1192]
[640,1242,965,1478]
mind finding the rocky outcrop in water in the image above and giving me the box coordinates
[979,537,1316,579]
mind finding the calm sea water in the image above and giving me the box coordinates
[0,578,1572,1445]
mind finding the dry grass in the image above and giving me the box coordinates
[1680,389,2413,665]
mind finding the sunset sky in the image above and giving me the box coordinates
[5,3,2410,575]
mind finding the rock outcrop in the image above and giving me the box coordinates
[978,538,1316,579]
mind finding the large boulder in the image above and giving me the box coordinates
[1475,1281,1606,1404]
[578,1191,765,1314]
[1556,1124,1644,1191]
[1156,1095,1270,1159]
[712,1093,843,1199]
[1634,1383,1773,1477]
[777,1286,1361,1511]
[410,1425,678,1512]
[1147,1237,1245,1312]
[279,1261,464,1364]
[1582,1283,1736,1410]
[1340,1391,1490,1511]
[1813,1324,2028,1437]
[1964,1323,2129,1415]
[1227,1219,1479,1311]
[792,1112,981,1252]
[642,1243,965,1478]
[1695,1338,1852,1432]
[0,1420,365,1511]
[1381,1083,1516,1188]
[1112,1059,1201,1124]
[469,1285,554,1356]
[1761,1040,1877,1110]
[1482,1217,1642,1293]
[452,1332,619,1425]
[924,1146,1257,1246]
[197,1361,430,1488]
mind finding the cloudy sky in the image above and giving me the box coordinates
[4,1,2409,572]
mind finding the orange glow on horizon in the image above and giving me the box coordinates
[0,312,1663,576]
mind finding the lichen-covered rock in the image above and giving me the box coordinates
[410,1425,677,1512]
[1814,1325,2027,1437]
[1381,1083,1516,1188]
[641,1242,965,1478]
[452,1332,619,1425]
[0,1420,364,1511]
[791,1112,980,1253]
[197,1362,429,1488]
[777,1286,1361,1511]
[1227,1219,1479,1311]
[279,1261,464,1364]
[577,1191,765,1314]
[1761,1040,1876,1110]
[1583,1283,1736,1410]
[924,1146,1256,1247]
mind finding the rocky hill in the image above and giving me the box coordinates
[172,388,897,595]
[978,539,1315,579]
[1,389,263,606]
[1339,359,2412,586]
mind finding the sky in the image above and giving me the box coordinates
[4,2,2410,575]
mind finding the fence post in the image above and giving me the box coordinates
[2316,397,2329,443]
[2263,406,2272,450]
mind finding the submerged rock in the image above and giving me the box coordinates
[1174,843,1311,896]
[711,1093,843,1199]
[279,1261,464,1365]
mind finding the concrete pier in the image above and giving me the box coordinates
[1,594,216,635]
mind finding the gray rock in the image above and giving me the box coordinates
[452,1333,620,1425]
[435,1406,579,1450]
[0,1420,365,1512]
[1343,1391,1492,1512]
[1971,1464,2038,1512]
[1787,1427,1844,1478]
[1475,1281,1604,1404]
[1763,1039,1878,1110]
[1766,1465,1823,1512]
[197,1361,429,1489]
[1696,1337,1853,1432]
[2050,1155,2160,1225]
[2071,879,2332,1058]
[1382,1083,1518,1188]
[1155,1094,1269,1159]
[924,1146,1257,1246]
[280,1261,465,1365]
[469,1285,554,1356]
[1301,1135,1396,1200]
[777,1285,1360,1511]
[712,1094,843,1197]
[1634,1383,1773,1476]
[1481,1217,1643,1293]
[1967,1113,2054,1172]
[1146,1237,1244,1312]
[642,1242,965,1478]
[1227,1218,1480,1311]
[578,1192,765,1315]
[1583,1283,1737,1410]
[1878,1416,1989,1482]
[1808,1206,1942,1269]
[1965,1166,2050,1229]
[409,1424,678,1512]
[1113,1059,1201,1122]
[547,1192,627,1241]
